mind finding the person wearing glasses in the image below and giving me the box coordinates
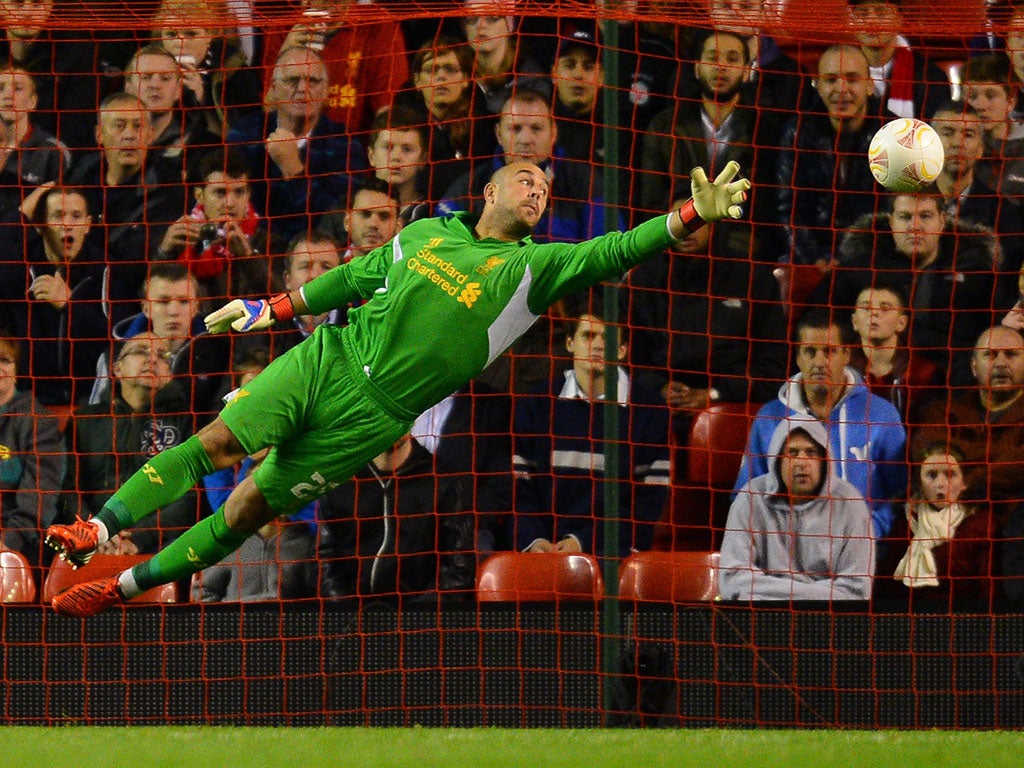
[87,263,230,420]
[227,46,366,243]
[61,332,202,556]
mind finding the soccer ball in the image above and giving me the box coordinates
[868,118,945,193]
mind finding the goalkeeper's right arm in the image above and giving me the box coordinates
[204,290,309,334]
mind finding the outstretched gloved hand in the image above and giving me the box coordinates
[204,299,274,333]
[690,160,750,222]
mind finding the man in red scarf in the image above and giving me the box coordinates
[156,146,280,307]
[849,0,949,120]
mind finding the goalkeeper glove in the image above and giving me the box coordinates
[204,293,296,333]
[677,160,751,233]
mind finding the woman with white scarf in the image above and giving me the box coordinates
[877,442,997,606]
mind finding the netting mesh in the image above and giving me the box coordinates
[0,0,1023,727]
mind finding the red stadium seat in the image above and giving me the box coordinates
[772,263,829,319]
[618,551,720,603]
[476,552,604,602]
[43,554,178,605]
[687,403,761,488]
[43,404,74,432]
[0,549,37,603]
[660,402,760,551]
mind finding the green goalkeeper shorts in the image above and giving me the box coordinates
[218,325,412,515]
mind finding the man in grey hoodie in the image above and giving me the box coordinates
[719,414,875,601]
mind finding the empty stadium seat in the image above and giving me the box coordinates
[0,549,37,603]
[618,551,720,603]
[659,402,761,551]
[43,554,177,605]
[476,552,604,602]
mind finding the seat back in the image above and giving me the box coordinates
[687,403,761,489]
[0,549,37,603]
[476,552,604,602]
[618,551,720,603]
[43,554,178,604]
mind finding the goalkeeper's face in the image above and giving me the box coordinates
[483,162,549,238]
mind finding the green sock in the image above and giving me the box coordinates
[130,507,250,592]
[95,435,215,536]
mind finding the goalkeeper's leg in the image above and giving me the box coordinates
[46,419,249,565]
[52,474,276,617]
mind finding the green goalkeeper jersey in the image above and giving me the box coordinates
[301,211,676,419]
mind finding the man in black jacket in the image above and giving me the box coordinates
[317,433,475,604]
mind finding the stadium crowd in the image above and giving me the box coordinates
[5,0,1024,609]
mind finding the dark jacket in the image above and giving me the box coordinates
[511,369,671,558]
[65,152,188,324]
[437,147,621,243]
[875,502,997,607]
[227,111,366,243]
[89,312,230,419]
[628,230,789,404]
[815,214,999,382]
[0,125,70,216]
[775,103,892,264]
[0,211,109,406]
[0,390,64,567]
[62,380,200,554]
[317,440,475,601]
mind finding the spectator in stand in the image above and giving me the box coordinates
[318,177,401,261]
[775,44,891,265]
[123,43,220,183]
[228,46,365,244]
[0,0,129,150]
[734,308,907,538]
[549,21,633,212]
[0,67,69,216]
[150,0,263,138]
[1006,6,1024,115]
[960,54,1024,196]
[192,515,317,601]
[362,107,431,225]
[0,331,64,575]
[0,185,108,407]
[708,0,810,116]
[155,146,278,307]
[258,0,409,137]
[848,0,949,120]
[810,189,999,383]
[234,232,345,363]
[89,263,229,420]
[391,37,497,199]
[317,432,476,605]
[438,89,618,243]
[510,296,670,558]
[66,92,188,324]
[460,0,551,115]
[719,414,875,601]
[640,28,782,248]
[931,99,1024,286]
[194,352,318,601]
[62,332,201,556]
[875,440,997,607]
[912,325,1024,533]
[588,1,680,133]
[391,38,495,201]
[411,379,513,556]
[849,281,939,421]
[628,194,788,445]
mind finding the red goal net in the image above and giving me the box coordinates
[0,0,1023,728]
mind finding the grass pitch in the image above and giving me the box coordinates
[4,727,1023,768]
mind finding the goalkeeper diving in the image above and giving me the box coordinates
[46,160,750,616]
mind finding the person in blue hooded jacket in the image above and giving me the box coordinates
[733,308,907,538]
